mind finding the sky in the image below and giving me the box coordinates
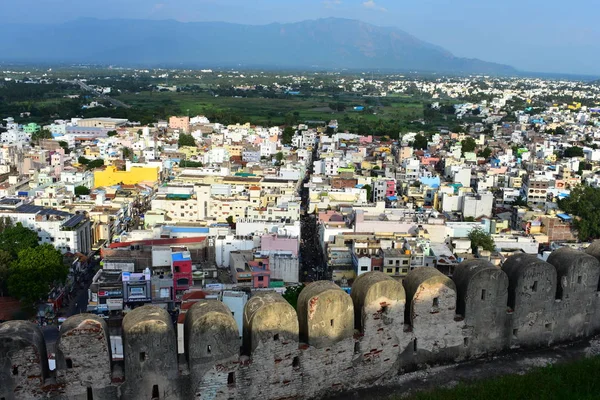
[4,0,600,75]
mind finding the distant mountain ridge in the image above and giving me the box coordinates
[0,17,516,74]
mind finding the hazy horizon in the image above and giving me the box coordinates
[3,0,600,75]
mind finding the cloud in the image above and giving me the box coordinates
[152,3,165,11]
[362,0,386,12]
[323,0,342,8]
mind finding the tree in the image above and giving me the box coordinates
[0,216,13,234]
[0,249,12,297]
[468,228,495,254]
[461,137,477,154]
[478,147,492,158]
[510,196,528,207]
[282,126,295,145]
[558,185,600,241]
[107,130,118,137]
[362,184,373,201]
[563,146,584,158]
[0,223,39,258]
[226,216,236,229]
[122,147,133,160]
[31,129,52,144]
[275,152,284,163]
[86,159,105,170]
[58,141,71,154]
[178,133,196,147]
[555,126,566,135]
[7,244,67,306]
[412,133,428,150]
[282,284,305,310]
[78,156,90,165]
[74,185,91,196]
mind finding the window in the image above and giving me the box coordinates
[545,323,553,331]
[292,356,300,368]
[386,268,393,273]
[481,289,487,301]
[207,345,211,354]
[512,328,519,338]
[87,387,93,400]
[531,281,538,292]
[360,266,368,271]
[174,266,180,273]
[402,259,409,265]
[432,297,439,307]
[228,372,236,385]
[274,334,279,341]
[578,276,583,284]
[12,366,18,375]
[354,342,360,353]
[330,319,334,327]
[413,338,418,352]
[139,352,146,362]
[464,337,469,347]
[152,385,159,399]
[66,358,73,369]
[258,276,264,282]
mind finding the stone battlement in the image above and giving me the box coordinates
[3,247,600,399]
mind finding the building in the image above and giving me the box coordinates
[94,166,159,188]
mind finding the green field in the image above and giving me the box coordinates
[403,356,600,400]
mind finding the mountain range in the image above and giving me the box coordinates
[0,18,516,74]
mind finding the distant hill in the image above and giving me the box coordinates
[0,18,516,74]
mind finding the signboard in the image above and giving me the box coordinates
[205,283,224,291]
[106,298,123,311]
[91,292,98,303]
[98,289,123,297]
[122,272,131,282]
[97,304,108,312]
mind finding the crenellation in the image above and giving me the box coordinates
[6,248,600,399]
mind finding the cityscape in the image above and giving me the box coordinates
[2,2,600,400]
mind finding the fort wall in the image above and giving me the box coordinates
[2,247,600,399]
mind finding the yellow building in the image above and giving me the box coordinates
[94,166,159,188]
[178,146,201,158]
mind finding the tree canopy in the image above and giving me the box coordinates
[0,222,39,258]
[468,228,495,253]
[363,184,373,201]
[107,130,118,137]
[282,284,305,310]
[178,133,197,147]
[7,244,67,306]
[412,133,428,150]
[478,147,492,159]
[74,185,91,196]
[282,126,295,145]
[557,185,600,241]
[563,146,584,158]
[461,137,477,154]
[31,129,52,143]
[85,159,105,170]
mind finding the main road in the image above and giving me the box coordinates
[72,79,131,109]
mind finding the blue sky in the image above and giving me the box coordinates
[6,0,600,75]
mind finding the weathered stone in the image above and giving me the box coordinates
[55,313,114,400]
[453,260,509,355]
[121,305,180,400]
[297,281,354,348]
[6,248,600,400]
[242,292,298,354]
[502,253,557,347]
[0,320,48,400]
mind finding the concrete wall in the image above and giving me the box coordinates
[4,247,600,399]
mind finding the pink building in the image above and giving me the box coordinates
[169,116,190,133]
[260,235,299,257]
[249,259,270,288]
[359,135,373,144]
[385,180,396,197]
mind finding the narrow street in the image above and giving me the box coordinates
[298,141,327,282]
